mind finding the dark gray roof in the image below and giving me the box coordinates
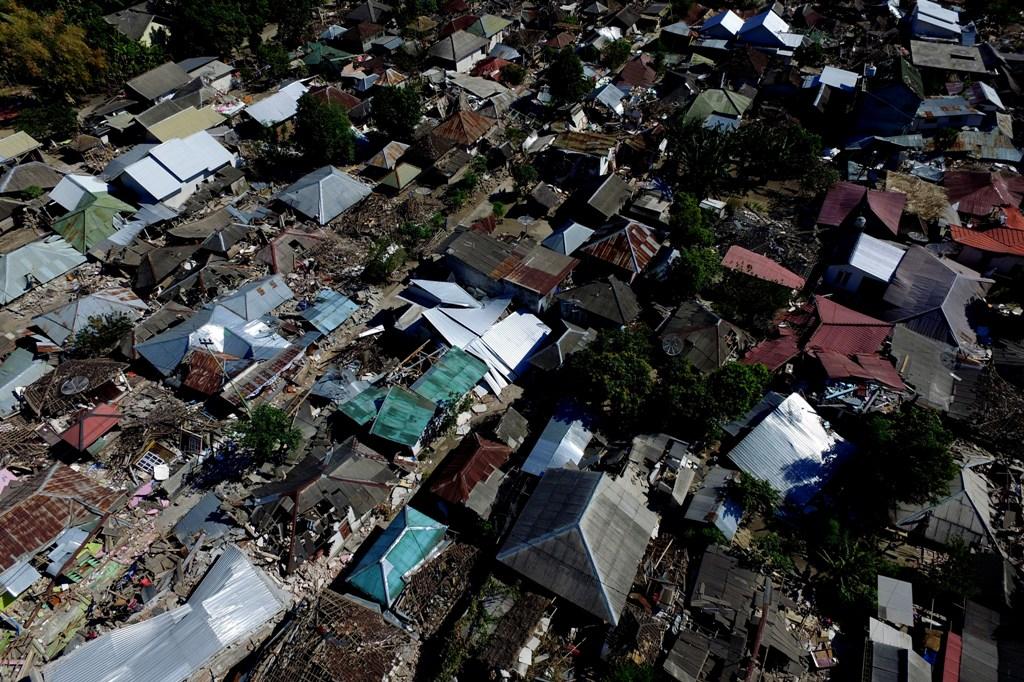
[889,324,983,416]
[663,629,712,682]
[444,228,514,277]
[345,0,393,23]
[659,300,752,373]
[962,601,1000,682]
[127,62,191,101]
[689,546,757,630]
[529,321,597,371]
[882,245,992,359]
[0,162,63,194]
[587,173,632,219]
[893,461,994,548]
[429,30,489,62]
[497,469,656,624]
[556,275,640,327]
[277,166,373,225]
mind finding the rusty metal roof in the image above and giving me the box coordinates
[430,433,510,504]
[503,244,579,295]
[431,110,496,147]
[0,463,124,571]
[581,222,661,276]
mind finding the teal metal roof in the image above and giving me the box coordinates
[339,385,387,426]
[301,289,358,334]
[346,507,446,606]
[369,386,436,448]
[411,347,486,405]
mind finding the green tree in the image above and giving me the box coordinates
[372,85,423,141]
[607,661,654,682]
[363,239,407,283]
[258,42,292,80]
[0,2,107,94]
[512,163,538,196]
[165,0,270,59]
[750,531,795,572]
[800,158,840,197]
[662,246,720,303]
[707,362,771,423]
[732,471,780,517]
[71,312,134,356]
[501,63,525,86]
[655,359,769,438]
[564,328,655,430]
[816,531,892,612]
[271,0,316,48]
[669,192,712,247]
[548,46,589,104]
[601,39,632,69]
[710,270,792,333]
[735,119,823,184]
[231,404,301,463]
[927,537,979,601]
[664,116,736,198]
[843,406,956,525]
[18,97,77,140]
[294,93,355,166]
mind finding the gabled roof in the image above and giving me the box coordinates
[42,545,289,682]
[894,461,994,548]
[659,300,752,373]
[951,224,1024,257]
[881,246,992,357]
[430,432,510,504]
[411,346,487,404]
[556,275,640,326]
[0,349,52,418]
[0,131,41,162]
[346,507,446,606]
[502,243,579,296]
[0,161,62,194]
[60,402,120,451]
[616,55,657,88]
[816,181,907,236]
[244,81,309,126]
[721,245,805,289]
[581,221,660,276]
[684,88,754,124]
[431,110,495,146]
[277,165,373,225]
[806,295,893,356]
[428,30,489,62]
[586,173,632,219]
[0,463,123,572]
[301,289,358,334]
[0,237,87,305]
[369,386,437,448]
[466,14,511,39]
[727,393,852,506]
[345,0,393,24]
[52,192,137,253]
[218,274,294,322]
[497,469,657,624]
[126,62,190,101]
[367,141,411,170]
[701,9,743,37]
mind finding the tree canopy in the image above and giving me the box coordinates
[664,117,736,198]
[294,93,355,166]
[232,404,302,462]
[372,85,423,141]
[565,328,656,430]
[601,39,632,69]
[548,47,589,104]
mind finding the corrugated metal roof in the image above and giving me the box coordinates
[219,274,294,322]
[0,237,87,305]
[466,311,550,392]
[942,632,962,682]
[497,469,656,624]
[877,575,914,627]
[581,222,660,276]
[369,386,437,448]
[0,161,62,194]
[42,544,289,682]
[123,155,180,200]
[411,347,487,404]
[683,466,742,540]
[0,463,123,572]
[52,193,137,253]
[50,174,109,212]
[944,170,1024,217]
[34,287,148,345]
[430,433,510,505]
[0,131,41,161]
[726,393,851,506]
[503,243,579,295]
[367,141,410,170]
[403,279,481,308]
[951,225,1024,256]
[244,81,308,126]
[849,233,907,282]
[346,507,446,606]
[522,409,592,476]
[277,165,373,225]
[60,402,120,451]
[340,385,387,426]
[721,245,805,289]
[961,601,999,682]
[301,289,358,334]
[894,463,994,547]
[0,349,52,418]
[146,105,225,142]
[432,110,495,147]
[806,296,893,356]
[126,61,190,100]
[543,222,594,255]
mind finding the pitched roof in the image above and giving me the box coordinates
[33,287,148,345]
[616,55,657,88]
[894,462,994,547]
[542,222,595,255]
[244,81,308,126]
[0,131,41,162]
[522,409,592,476]
[497,469,657,624]
[367,140,410,170]
[721,245,805,289]
[502,243,579,296]
[467,14,511,38]
[586,173,632,219]
[881,246,992,357]
[847,232,907,282]
[581,222,661,276]
[411,346,487,404]
[428,30,488,62]
[59,402,120,451]
[369,386,437,448]
[52,192,137,253]
[943,170,1024,217]
[346,0,393,23]
[301,289,358,334]
[806,295,893,356]
[556,275,640,326]
[430,433,510,505]
[0,161,62,194]
[816,181,907,235]
[346,507,446,606]
[684,88,753,124]
[951,225,1024,257]
[277,165,373,224]
[659,300,752,373]
[126,62,190,100]
[727,392,852,506]
[431,110,496,146]
[0,463,123,572]
[0,237,87,305]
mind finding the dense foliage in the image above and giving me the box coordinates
[371,85,424,141]
[231,404,302,463]
[294,93,355,166]
[71,313,134,356]
[547,47,589,104]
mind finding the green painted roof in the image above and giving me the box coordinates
[303,42,355,66]
[52,192,136,253]
[683,89,753,125]
[340,385,387,425]
[369,386,436,448]
[899,58,925,100]
[411,347,486,405]
[346,507,446,606]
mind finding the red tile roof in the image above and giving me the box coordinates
[430,433,511,504]
[816,181,906,235]
[60,402,120,451]
[806,296,892,355]
[0,463,124,571]
[582,222,661,277]
[431,110,496,146]
[472,57,513,81]
[721,245,805,289]
[950,225,1024,256]
[944,170,1024,217]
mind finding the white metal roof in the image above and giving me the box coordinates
[123,156,181,201]
[49,174,109,212]
[522,412,593,475]
[149,137,209,181]
[849,233,907,282]
[702,9,743,36]
[467,311,550,392]
[407,279,481,308]
[817,66,859,91]
[877,575,914,627]
[244,81,308,126]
